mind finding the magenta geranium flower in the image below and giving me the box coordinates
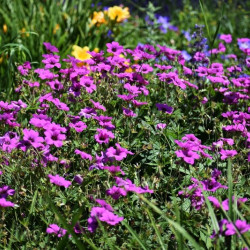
[17,61,31,75]
[43,42,59,53]
[18,129,44,151]
[114,177,154,194]
[208,196,221,209]
[106,143,134,161]
[94,128,115,144]
[201,179,228,192]
[75,149,92,161]
[23,128,44,147]
[88,206,124,232]
[99,210,124,225]
[69,121,87,132]
[0,198,15,207]
[175,149,200,165]
[103,165,125,175]
[106,186,127,200]
[74,175,83,185]
[90,99,106,111]
[122,107,137,117]
[45,130,66,148]
[80,76,96,93]
[1,132,19,153]
[220,34,232,44]
[95,199,114,212]
[156,103,173,114]
[46,224,67,237]
[42,54,61,69]
[79,107,97,119]
[220,149,237,160]
[0,186,15,198]
[106,41,124,55]
[225,220,250,236]
[48,174,71,188]
[156,123,167,130]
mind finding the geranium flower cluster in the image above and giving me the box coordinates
[178,169,228,210]
[211,219,250,239]
[88,199,123,233]
[0,29,248,247]
[175,134,212,165]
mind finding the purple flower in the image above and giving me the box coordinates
[74,175,83,185]
[208,196,221,209]
[99,210,124,225]
[0,132,19,153]
[34,68,59,80]
[220,149,237,160]
[17,129,44,151]
[115,177,154,194]
[23,128,44,147]
[69,121,87,132]
[43,42,59,53]
[156,123,167,130]
[51,98,69,111]
[46,224,67,237]
[211,219,229,239]
[47,80,63,91]
[94,128,115,144]
[122,107,137,117]
[87,217,98,233]
[90,99,106,111]
[95,199,114,212]
[225,220,250,236]
[211,169,221,180]
[48,174,71,188]
[190,189,205,210]
[103,165,125,175]
[0,198,15,207]
[106,143,134,161]
[106,42,124,55]
[220,34,232,44]
[0,186,15,198]
[221,197,247,211]
[75,149,92,161]
[80,76,96,93]
[42,54,61,69]
[133,64,153,74]
[175,149,200,165]
[156,103,173,114]
[201,97,208,104]
[106,186,127,200]
[17,61,31,75]
[45,130,66,148]
[88,206,124,232]
[201,178,228,192]
[79,107,97,119]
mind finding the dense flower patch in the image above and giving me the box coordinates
[0,26,249,248]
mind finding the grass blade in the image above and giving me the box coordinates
[145,208,166,250]
[47,196,90,250]
[199,0,211,43]
[138,195,202,249]
[122,220,147,250]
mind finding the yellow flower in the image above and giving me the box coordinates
[71,45,92,61]
[53,24,60,34]
[3,24,7,33]
[91,11,106,26]
[94,48,99,53]
[107,6,130,22]
[20,28,30,37]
